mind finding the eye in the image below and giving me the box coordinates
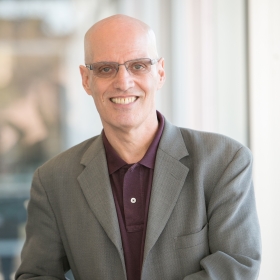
[99,66,113,73]
[131,62,147,71]
[91,62,117,78]
[133,64,145,70]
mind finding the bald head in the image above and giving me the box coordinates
[84,14,158,63]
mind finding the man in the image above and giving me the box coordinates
[16,15,261,280]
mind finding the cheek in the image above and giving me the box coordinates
[149,70,162,88]
[139,73,158,91]
[145,77,160,96]
[90,82,106,102]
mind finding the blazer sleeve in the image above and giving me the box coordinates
[183,147,261,280]
[15,168,70,279]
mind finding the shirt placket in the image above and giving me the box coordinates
[123,163,144,232]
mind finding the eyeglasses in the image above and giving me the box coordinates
[85,58,159,78]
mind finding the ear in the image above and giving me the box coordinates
[79,65,92,95]
[157,57,165,90]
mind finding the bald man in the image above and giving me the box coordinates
[16,15,261,280]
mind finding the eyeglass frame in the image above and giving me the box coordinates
[85,57,160,78]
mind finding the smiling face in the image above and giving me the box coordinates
[80,15,165,134]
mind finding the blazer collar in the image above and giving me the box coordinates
[158,118,189,160]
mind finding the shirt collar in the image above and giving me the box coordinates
[102,111,165,174]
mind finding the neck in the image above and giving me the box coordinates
[103,116,159,164]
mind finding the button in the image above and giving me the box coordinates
[131,198,136,203]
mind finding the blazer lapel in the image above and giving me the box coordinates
[143,121,189,263]
[77,135,124,264]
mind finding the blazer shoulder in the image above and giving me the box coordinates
[36,135,100,180]
[178,127,252,160]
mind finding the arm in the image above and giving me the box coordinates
[15,168,70,279]
[184,147,261,279]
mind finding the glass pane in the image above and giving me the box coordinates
[0,0,74,277]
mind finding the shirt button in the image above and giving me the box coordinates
[131,198,136,203]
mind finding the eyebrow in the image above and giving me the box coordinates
[91,57,150,63]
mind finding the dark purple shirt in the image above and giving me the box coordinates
[102,111,164,280]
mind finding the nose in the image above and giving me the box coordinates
[112,65,135,91]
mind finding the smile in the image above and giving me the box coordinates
[110,97,137,104]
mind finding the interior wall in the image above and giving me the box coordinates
[248,0,280,278]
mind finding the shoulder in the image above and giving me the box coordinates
[44,136,99,166]
[176,127,253,205]
[178,127,252,161]
[160,120,252,165]
[36,135,101,183]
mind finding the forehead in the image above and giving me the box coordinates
[86,23,156,62]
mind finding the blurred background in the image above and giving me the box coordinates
[0,0,279,279]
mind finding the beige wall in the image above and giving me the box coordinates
[249,0,280,278]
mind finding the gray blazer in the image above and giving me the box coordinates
[16,120,261,280]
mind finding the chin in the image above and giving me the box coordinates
[111,115,141,131]
[115,120,138,130]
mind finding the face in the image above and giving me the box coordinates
[80,20,165,133]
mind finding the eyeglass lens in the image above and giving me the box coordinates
[90,58,155,78]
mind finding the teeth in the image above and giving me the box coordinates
[111,97,137,104]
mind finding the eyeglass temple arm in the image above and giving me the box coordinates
[151,58,161,65]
